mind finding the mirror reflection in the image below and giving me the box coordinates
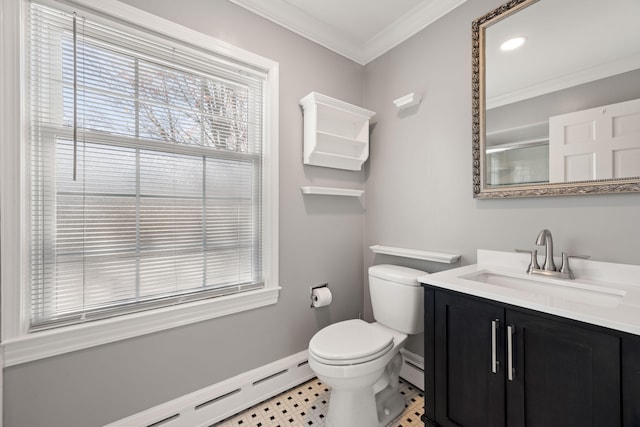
[477,0,640,195]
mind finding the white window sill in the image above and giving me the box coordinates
[1,287,280,367]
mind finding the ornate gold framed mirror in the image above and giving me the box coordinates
[472,0,640,198]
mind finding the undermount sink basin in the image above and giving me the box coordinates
[460,270,626,308]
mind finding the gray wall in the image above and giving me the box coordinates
[3,1,366,425]
[362,0,640,356]
[487,68,640,133]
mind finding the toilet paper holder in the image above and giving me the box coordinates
[310,283,329,308]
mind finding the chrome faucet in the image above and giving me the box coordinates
[522,229,590,279]
[535,229,556,271]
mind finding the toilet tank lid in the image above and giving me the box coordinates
[368,264,428,286]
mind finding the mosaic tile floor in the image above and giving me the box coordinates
[214,377,424,427]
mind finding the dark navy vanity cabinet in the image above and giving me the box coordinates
[421,284,640,427]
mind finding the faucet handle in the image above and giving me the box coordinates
[515,248,541,274]
[559,253,590,279]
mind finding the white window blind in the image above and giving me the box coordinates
[29,2,267,330]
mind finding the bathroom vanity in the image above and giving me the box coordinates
[419,250,640,427]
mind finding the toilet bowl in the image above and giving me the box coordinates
[308,264,427,427]
[309,320,407,426]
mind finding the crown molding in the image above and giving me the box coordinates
[487,52,640,109]
[363,0,467,64]
[229,0,364,63]
[229,0,467,65]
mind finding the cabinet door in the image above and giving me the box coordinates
[435,291,506,427]
[622,334,640,426]
[423,286,436,423]
[506,310,621,427]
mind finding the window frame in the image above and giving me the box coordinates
[0,0,279,367]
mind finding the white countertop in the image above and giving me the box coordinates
[418,250,640,336]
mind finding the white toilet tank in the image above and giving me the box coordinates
[368,264,427,334]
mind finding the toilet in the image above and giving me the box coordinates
[308,264,427,427]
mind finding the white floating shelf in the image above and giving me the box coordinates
[370,245,460,264]
[393,92,422,110]
[301,186,364,197]
[300,92,375,171]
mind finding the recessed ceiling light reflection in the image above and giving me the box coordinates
[500,36,527,51]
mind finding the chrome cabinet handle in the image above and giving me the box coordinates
[491,319,499,374]
[507,325,515,381]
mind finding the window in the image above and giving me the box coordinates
[0,0,278,363]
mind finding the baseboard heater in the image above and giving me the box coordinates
[107,349,424,427]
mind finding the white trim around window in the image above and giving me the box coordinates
[0,0,279,367]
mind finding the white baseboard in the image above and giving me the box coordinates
[106,350,314,427]
[400,348,424,390]
[106,349,425,427]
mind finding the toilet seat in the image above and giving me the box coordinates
[309,319,394,366]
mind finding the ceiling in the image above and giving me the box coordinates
[485,0,640,109]
[229,0,640,106]
[229,0,468,65]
